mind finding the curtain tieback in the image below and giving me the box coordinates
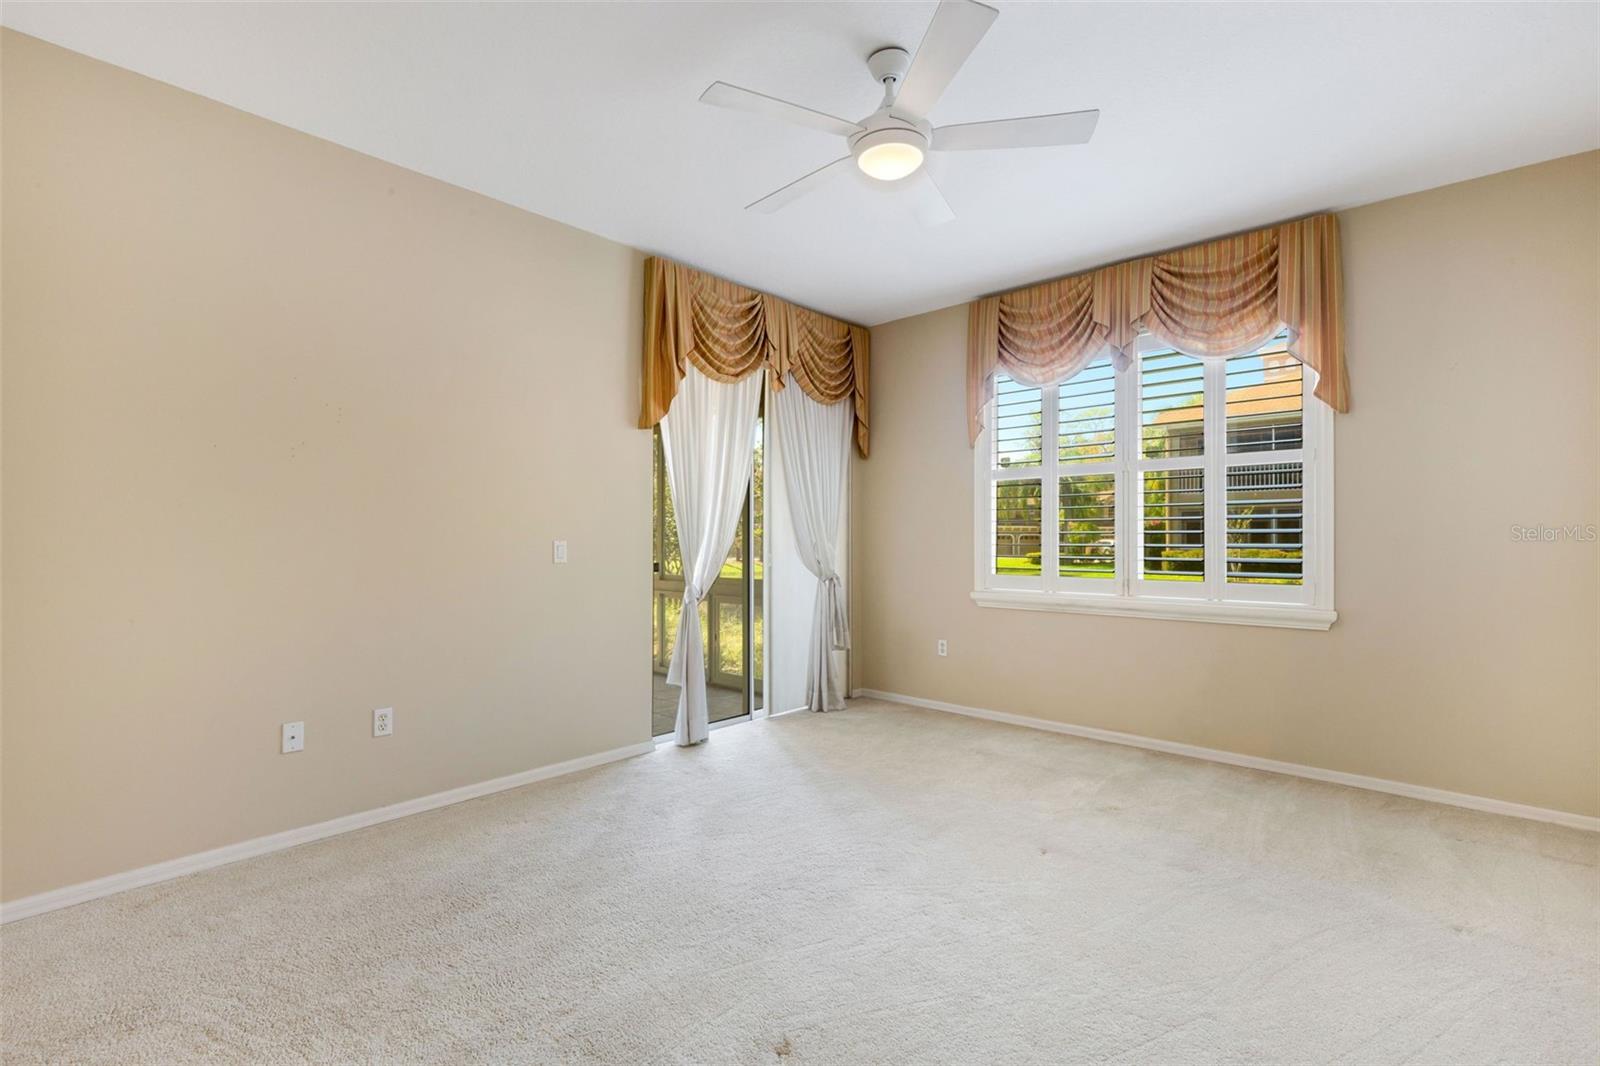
[665,583,706,687]
[821,573,851,652]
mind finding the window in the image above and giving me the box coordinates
[974,333,1334,629]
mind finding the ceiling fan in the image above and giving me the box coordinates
[698,0,1099,226]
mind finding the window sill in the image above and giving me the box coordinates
[970,588,1336,631]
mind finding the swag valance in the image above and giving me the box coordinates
[639,257,871,457]
[968,214,1349,444]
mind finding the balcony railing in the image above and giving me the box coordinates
[652,573,762,696]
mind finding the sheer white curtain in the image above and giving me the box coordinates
[660,364,762,746]
[771,375,851,712]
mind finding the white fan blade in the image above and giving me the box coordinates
[905,169,955,227]
[893,0,999,117]
[933,109,1100,151]
[747,157,854,213]
[700,82,863,139]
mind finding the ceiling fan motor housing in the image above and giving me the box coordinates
[850,117,930,156]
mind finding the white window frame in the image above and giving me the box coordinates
[972,334,1336,630]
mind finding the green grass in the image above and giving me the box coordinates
[992,547,1305,582]
[996,558,1116,578]
[994,557,1199,581]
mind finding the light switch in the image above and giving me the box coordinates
[553,540,568,564]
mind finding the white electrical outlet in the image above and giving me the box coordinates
[373,707,394,737]
[281,721,305,754]
[553,540,568,564]
[937,639,948,657]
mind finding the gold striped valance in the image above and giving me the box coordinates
[968,214,1348,444]
[640,257,871,457]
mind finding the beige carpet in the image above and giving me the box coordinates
[3,698,1595,1064]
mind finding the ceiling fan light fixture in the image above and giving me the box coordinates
[857,140,924,181]
[852,128,928,181]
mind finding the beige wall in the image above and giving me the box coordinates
[854,151,1600,818]
[2,30,1595,909]
[1,32,651,901]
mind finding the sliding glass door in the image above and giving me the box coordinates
[650,416,762,738]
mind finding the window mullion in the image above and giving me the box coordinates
[1204,358,1226,600]
[1117,351,1135,596]
[1306,378,1327,608]
[1042,383,1060,590]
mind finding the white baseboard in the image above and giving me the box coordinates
[852,688,1599,833]
[0,740,657,925]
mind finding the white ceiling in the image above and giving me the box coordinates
[5,2,1597,325]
